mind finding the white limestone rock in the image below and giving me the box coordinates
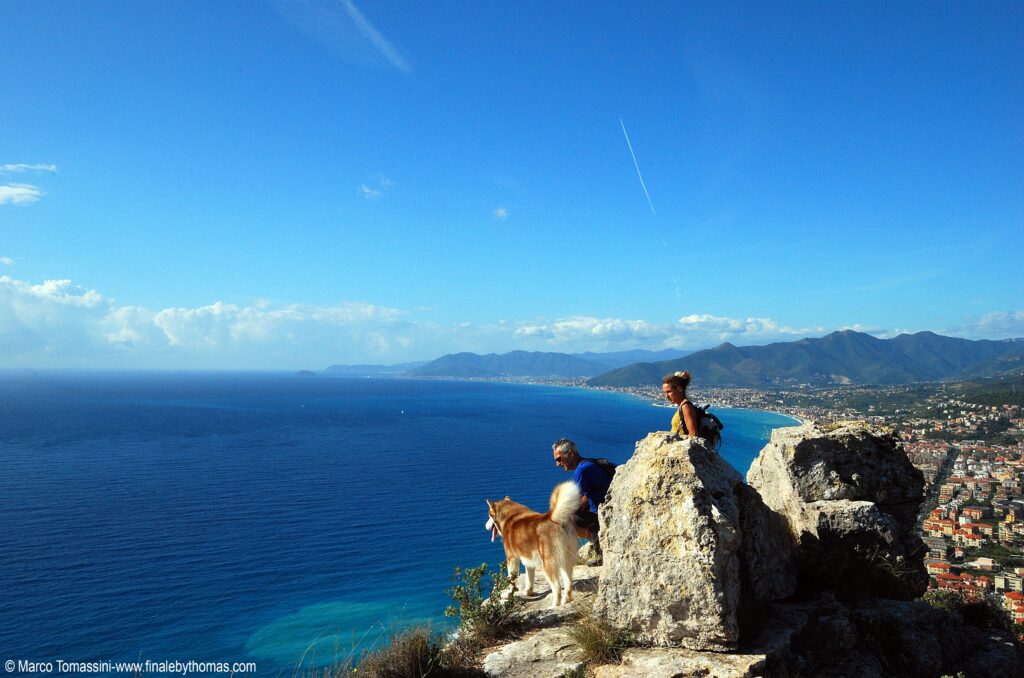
[481,627,584,678]
[748,422,927,599]
[592,647,770,678]
[593,432,745,650]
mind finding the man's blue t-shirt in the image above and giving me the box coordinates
[572,460,612,513]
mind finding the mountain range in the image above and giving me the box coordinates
[322,361,428,377]
[409,348,693,377]
[323,348,690,378]
[586,330,1024,388]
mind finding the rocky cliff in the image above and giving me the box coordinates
[481,423,1024,678]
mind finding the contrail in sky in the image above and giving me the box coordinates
[619,118,655,216]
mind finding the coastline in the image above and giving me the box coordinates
[388,373,810,425]
[520,379,809,426]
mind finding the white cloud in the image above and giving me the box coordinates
[359,184,382,199]
[1,163,57,173]
[837,323,909,339]
[0,257,14,266]
[0,273,416,368]
[0,276,103,307]
[341,0,412,73]
[674,314,821,343]
[359,174,392,200]
[147,300,404,348]
[0,184,43,205]
[947,311,1024,340]
[511,313,827,352]
[493,207,508,221]
[6,270,1018,369]
[0,276,110,357]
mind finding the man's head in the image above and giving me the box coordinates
[552,438,581,471]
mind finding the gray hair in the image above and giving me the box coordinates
[552,438,578,456]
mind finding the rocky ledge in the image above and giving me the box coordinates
[481,423,1024,678]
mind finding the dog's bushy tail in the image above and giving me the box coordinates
[549,481,581,526]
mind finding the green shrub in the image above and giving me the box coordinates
[961,597,1013,631]
[923,589,964,615]
[567,613,631,665]
[444,562,524,647]
[924,590,1013,631]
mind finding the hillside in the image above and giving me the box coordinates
[322,361,428,377]
[572,348,691,370]
[410,350,605,378]
[587,330,1024,387]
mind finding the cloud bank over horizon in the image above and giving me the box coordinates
[1,273,1021,370]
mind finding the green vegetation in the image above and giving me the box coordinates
[923,591,1013,632]
[444,562,524,647]
[961,375,1024,407]
[963,543,1022,567]
[923,590,963,615]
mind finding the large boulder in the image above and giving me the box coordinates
[734,482,798,605]
[747,422,928,599]
[593,432,796,650]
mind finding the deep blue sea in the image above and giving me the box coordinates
[0,372,797,676]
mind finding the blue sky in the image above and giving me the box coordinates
[2,1,1022,368]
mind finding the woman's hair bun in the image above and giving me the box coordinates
[663,371,692,388]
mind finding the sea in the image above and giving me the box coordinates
[0,372,799,676]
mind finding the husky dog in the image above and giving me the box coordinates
[485,481,580,608]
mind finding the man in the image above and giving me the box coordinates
[552,437,612,566]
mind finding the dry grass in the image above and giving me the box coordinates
[567,613,631,665]
[298,563,523,678]
[299,626,485,678]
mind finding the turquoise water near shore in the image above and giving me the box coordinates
[0,372,798,675]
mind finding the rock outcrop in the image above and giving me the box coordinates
[592,432,795,650]
[756,593,1024,678]
[747,422,928,598]
[481,564,600,678]
[479,422,1023,678]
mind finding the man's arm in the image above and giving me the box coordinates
[578,495,590,511]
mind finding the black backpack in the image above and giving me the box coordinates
[580,457,617,479]
[679,401,724,450]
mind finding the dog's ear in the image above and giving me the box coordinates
[485,499,493,508]
[505,495,510,501]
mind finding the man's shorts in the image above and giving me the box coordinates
[573,509,599,534]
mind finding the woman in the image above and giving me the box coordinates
[662,371,700,437]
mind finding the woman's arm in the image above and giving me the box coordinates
[682,402,699,437]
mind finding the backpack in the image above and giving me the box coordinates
[679,401,724,450]
[580,457,617,479]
